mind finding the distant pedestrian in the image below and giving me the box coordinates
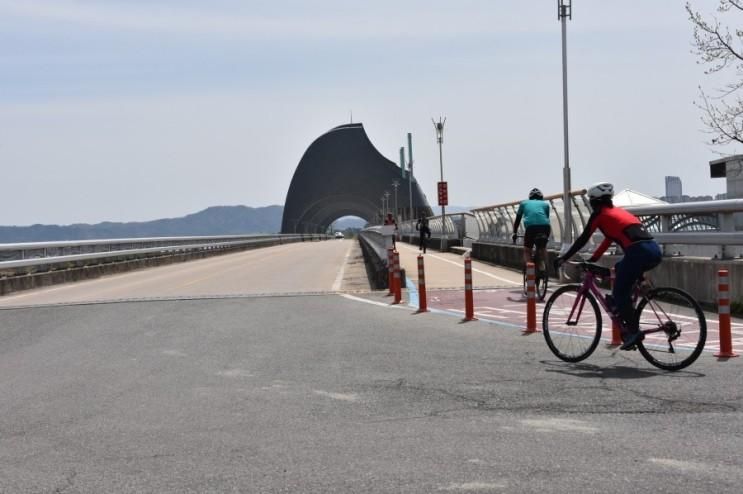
[415,214,431,253]
[384,213,398,248]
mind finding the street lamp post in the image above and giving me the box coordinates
[407,133,414,221]
[558,0,573,249]
[433,117,447,251]
[392,180,399,223]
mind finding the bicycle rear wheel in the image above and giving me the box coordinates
[635,287,707,371]
[543,285,602,362]
[536,270,548,301]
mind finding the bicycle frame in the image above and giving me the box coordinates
[564,271,611,326]
[564,269,674,339]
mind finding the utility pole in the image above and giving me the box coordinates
[432,117,447,252]
[384,191,390,216]
[558,0,573,249]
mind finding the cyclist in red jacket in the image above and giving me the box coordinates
[555,182,662,350]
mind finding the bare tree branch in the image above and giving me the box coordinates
[687,1,743,145]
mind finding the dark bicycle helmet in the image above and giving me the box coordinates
[528,188,543,200]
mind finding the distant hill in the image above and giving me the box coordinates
[0,204,475,243]
[0,205,284,243]
[332,217,367,230]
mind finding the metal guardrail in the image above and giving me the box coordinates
[399,213,480,247]
[0,234,326,272]
[393,191,743,259]
[471,189,588,248]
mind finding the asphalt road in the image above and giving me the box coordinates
[0,239,366,308]
[1,292,741,493]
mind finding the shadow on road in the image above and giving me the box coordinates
[540,360,706,380]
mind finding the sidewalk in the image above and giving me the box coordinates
[394,242,522,289]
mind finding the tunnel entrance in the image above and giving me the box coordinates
[328,216,367,234]
[281,123,432,234]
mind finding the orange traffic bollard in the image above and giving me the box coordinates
[524,262,537,333]
[715,269,739,359]
[392,250,402,305]
[463,256,477,321]
[387,248,394,296]
[416,255,429,313]
[609,267,622,346]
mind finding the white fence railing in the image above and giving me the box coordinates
[393,191,743,259]
[399,213,480,248]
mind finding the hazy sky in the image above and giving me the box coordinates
[1,1,736,225]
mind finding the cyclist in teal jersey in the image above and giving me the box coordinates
[512,188,551,274]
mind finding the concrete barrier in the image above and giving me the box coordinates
[358,235,406,291]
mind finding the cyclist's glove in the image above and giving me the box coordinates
[511,233,518,244]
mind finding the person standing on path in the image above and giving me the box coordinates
[384,213,398,249]
[416,215,431,253]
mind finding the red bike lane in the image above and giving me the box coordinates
[421,286,743,355]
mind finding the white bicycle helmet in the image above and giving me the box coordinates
[587,182,614,200]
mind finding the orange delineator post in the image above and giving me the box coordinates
[392,250,402,305]
[463,256,477,321]
[416,255,429,313]
[387,248,394,296]
[715,269,739,358]
[524,262,537,333]
[609,267,622,346]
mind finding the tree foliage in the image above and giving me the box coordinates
[686,1,743,146]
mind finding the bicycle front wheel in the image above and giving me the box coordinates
[635,287,707,371]
[543,285,602,362]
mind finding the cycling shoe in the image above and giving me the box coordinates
[620,331,644,351]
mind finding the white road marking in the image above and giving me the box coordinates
[648,458,711,472]
[313,390,360,402]
[217,369,254,378]
[521,418,598,434]
[332,241,353,291]
[441,482,507,491]
[339,293,407,309]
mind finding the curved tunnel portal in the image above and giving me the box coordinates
[281,123,432,233]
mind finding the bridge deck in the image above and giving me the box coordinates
[1,240,742,491]
[0,239,367,308]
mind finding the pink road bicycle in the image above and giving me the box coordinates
[542,261,707,371]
